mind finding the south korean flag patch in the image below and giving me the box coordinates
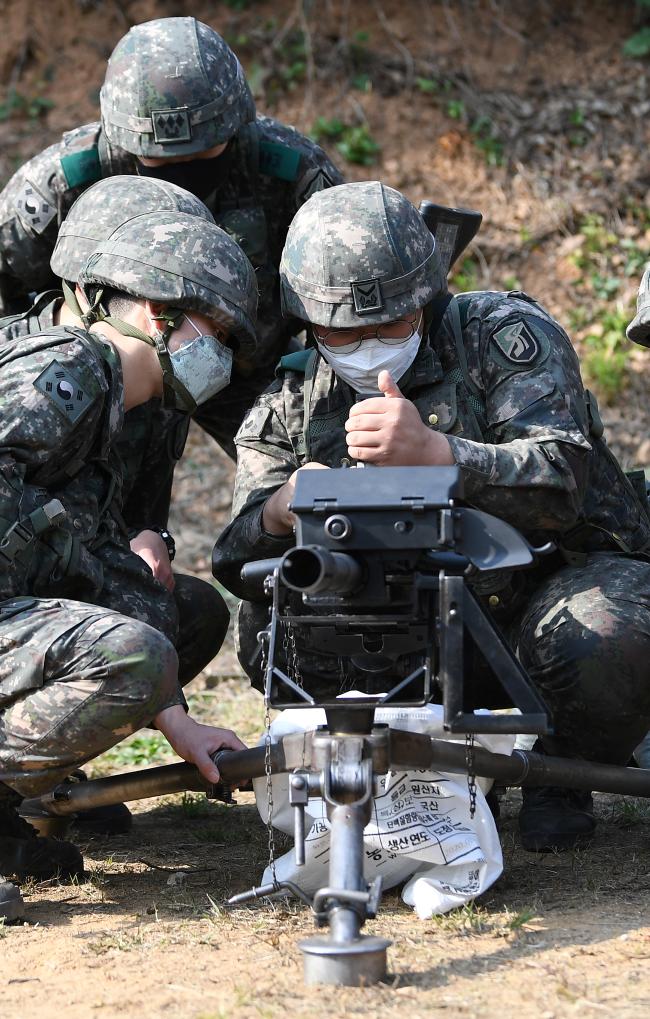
[33,360,93,425]
[490,318,549,369]
[16,180,57,235]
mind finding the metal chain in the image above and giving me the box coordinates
[465,732,477,819]
[282,620,303,688]
[260,637,279,889]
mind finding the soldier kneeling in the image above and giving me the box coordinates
[213,181,650,861]
[0,211,257,920]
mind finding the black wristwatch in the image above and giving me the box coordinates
[150,526,176,562]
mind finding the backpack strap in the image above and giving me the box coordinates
[445,296,488,434]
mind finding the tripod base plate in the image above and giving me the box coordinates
[300,935,391,986]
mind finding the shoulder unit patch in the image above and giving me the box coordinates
[490,318,550,369]
[259,141,301,182]
[296,167,336,205]
[60,147,102,190]
[236,404,272,441]
[33,360,94,425]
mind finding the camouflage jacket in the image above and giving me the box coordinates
[0,115,343,446]
[0,293,189,531]
[0,326,178,641]
[213,290,650,600]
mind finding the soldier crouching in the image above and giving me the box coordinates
[213,182,650,862]
[0,209,258,921]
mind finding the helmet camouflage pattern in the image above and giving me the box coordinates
[280,181,445,328]
[50,175,215,282]
[79,211,258,355]
[627,266,650,347]
[100,17,255,158]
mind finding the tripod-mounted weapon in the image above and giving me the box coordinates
[25,467,650,986]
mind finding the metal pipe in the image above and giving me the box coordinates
[24,732,650,820]
[425,741,650,796]
[327,802,366,944]
[25,745,279,817]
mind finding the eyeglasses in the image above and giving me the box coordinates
[164,311,228,353]
[313,312,422,354]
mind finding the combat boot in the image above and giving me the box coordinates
[0,876,25,922]
[518,784,596,852]
[0,784,84,881]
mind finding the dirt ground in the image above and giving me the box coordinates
[4,777,650,1019]
[2,1,650,1016]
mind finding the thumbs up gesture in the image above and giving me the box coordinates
[345,370,455,466]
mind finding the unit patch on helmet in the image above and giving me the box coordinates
[33,360,93,425]
[16,181,57,235]
[351,278,384,315]
[152,108,192,144]
[490,318,549,369]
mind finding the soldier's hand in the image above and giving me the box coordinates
[130,529,175,591]
[155,705,247,785]
[262,462,329,536]
[345,370,455,466]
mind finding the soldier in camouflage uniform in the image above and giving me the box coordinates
[626,267,650,771]
[213,181,650,853]
[0,210,256,912]
[0,175,231,701]
[0,16,343,457]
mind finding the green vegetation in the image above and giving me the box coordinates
[567,211,649,401]
[624,0,650,57]
[442,98,504,165]
[506,907,537,930]
[446,98,465,120]
[416,76,438,94]
[97,732,174,769]
[0,88,54,121]
[610,797,650,827]
[470,115,504,166]
[568,107,588,147]
[310,118,380,165]
[429,901,490,933]
[450,256,479,293]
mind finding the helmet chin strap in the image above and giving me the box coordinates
[82,290,198,412]
[62,279,97,329]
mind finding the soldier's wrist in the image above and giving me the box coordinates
[262,489,294,536]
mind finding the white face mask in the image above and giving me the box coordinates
[149,312,233,412]
[170,330,233,409]
[317,330,422,394]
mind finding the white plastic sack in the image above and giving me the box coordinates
[253,702,514,918]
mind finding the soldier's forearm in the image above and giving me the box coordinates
[213,503,293,599]
[446,434,587,531]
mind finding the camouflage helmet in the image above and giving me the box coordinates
[627,266,650,347]
[51,176,215,282]
[100,17,255,159]
[78,211,258,355]
[280,181,445,328]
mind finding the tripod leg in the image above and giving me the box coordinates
[300,756,391,986]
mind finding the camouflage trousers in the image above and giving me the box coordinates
[237,553,650,766]
[173,573,229,685]
[0,597,179,797]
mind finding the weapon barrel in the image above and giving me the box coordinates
[239,557,283,593]
[280,546,362,595]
